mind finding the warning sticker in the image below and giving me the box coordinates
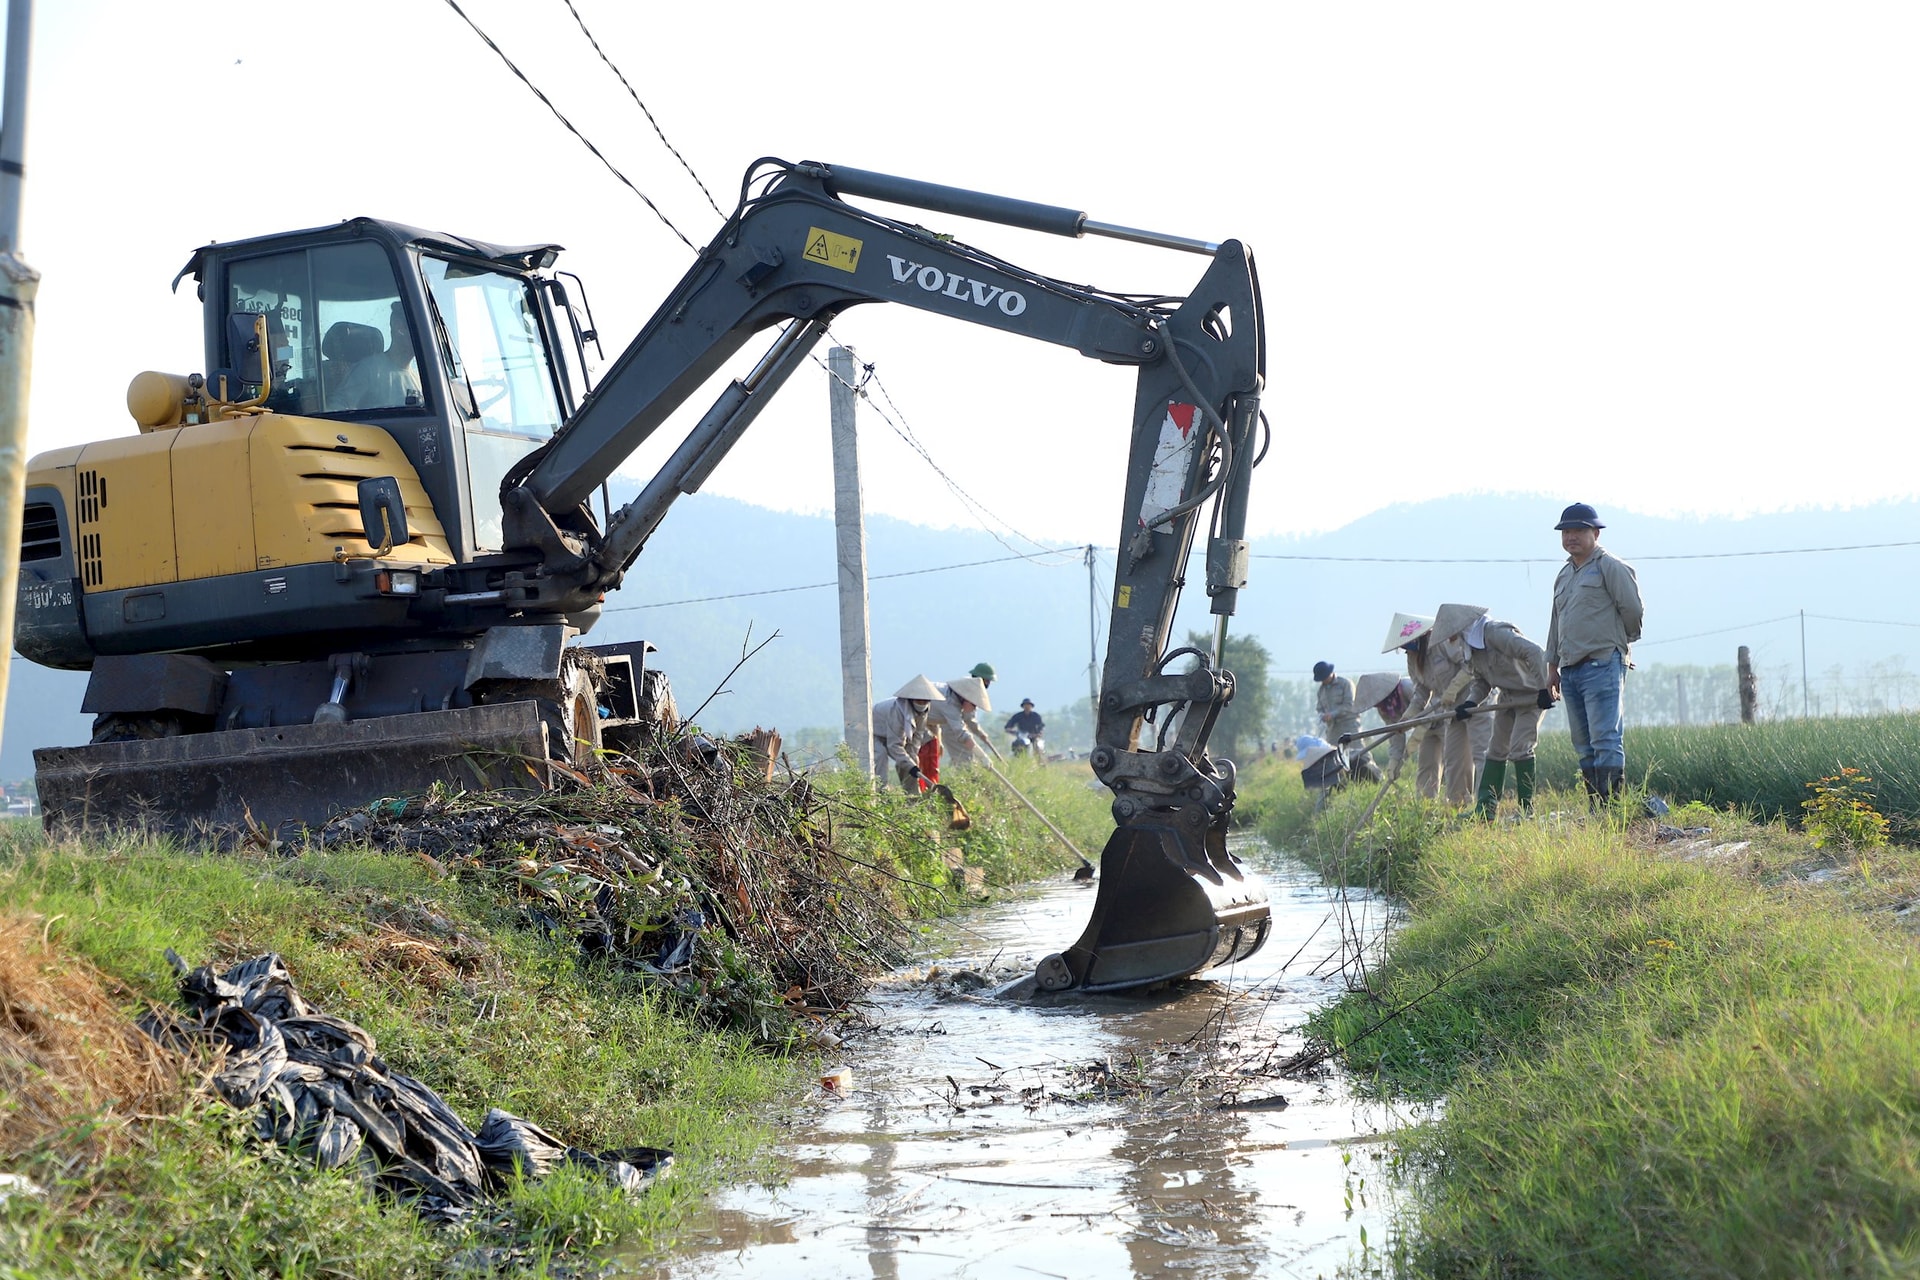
[803,227,863,274]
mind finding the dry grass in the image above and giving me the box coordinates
[0,910,184,1160]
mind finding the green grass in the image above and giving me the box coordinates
[0,756,1104,1278]
[1291,799,1920,1277]
[0,826,790,1278]
[1533,711,1920,835]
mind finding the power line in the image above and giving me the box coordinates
[1251,538,1920,565]
[558,0,724,219]
[441,0,698,251]
[813,346,1070,562]
[603,546,1080,611]
[1635,614,1799,647]
[1807,612,1920,629]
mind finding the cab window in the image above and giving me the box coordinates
[422,258,564,551]
[228,242,426,415]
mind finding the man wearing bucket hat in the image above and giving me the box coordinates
[1384,611,1478,806]
[926,676,998,771]
[872,675,942,792]
[1545,503,1643,803]
[1351,670,1416,776]
[1004,698,1046,755]
[1437,604,1554,818]
[1314,662,1380,783]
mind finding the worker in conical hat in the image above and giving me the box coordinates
[872,675,941,792]
[1437,603,1555,818]
[1352,670,1417,777]
[924,675,999,774]
[1390,608,1478,807]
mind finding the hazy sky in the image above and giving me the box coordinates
[8,1,1918,548]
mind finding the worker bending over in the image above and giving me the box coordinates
[872,676,941,792]
[925,676,998,773]
[1440,604,1554,818]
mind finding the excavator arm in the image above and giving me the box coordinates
[508,160,1271,992]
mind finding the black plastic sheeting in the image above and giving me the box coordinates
[143,952,671,1223]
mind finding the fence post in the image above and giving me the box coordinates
[1737,646,1758,724]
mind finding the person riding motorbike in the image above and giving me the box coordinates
[1004,699,1045,757]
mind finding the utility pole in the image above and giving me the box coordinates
[0,0,40,764]
[828,347,873,778]
[1084,544,1099,719]
[1675,673,1688,726]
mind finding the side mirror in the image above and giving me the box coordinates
[225,313,273,388]
[357,477,409,556]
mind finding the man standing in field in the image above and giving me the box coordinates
[1545,503,1644,803]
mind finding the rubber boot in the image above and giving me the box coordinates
[1602,766,1625,803]
[1476,760,1507,821]
[1581,766,1600,810]
[1513,757,1536,813]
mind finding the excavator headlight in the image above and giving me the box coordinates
[376,569,420,596]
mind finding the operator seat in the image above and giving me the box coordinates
[321,321,385,411]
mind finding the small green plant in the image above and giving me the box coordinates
[1801,767,1891,851]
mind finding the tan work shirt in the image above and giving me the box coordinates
[1546,547,1643,668]
[1465,619,1551,701]
[1316,676,1361,742]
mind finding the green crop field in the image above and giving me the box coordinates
[1530,712,1920,834]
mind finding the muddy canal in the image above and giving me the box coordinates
[663,838,1416,1279]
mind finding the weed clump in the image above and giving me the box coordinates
[1801,767,1890,851]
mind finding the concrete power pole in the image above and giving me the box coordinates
[0,0,40,765]
[828,348,873,777]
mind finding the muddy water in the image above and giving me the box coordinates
[663,838,1416,1279]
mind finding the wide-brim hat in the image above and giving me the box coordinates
[1382,613,1433,653]
[947,676,991,710]
[1433,602,1489,640]
[1296,735,1338,770]
[1019,699,1035,708]
[1353,671,1402,707]
[1554,502,1605,530]
[894,675,943,701]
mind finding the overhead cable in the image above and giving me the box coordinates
[1634,615,1799,646]
[559,0,725,218]
[441,0,698,251]
[602,546,1081,612]
[1251,538,1920,565]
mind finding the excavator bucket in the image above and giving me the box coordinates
[1035,816,1269,993]
[34,702,554,843]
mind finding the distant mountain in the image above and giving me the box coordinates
[7,491,1915,777]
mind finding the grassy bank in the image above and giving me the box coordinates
[1251,771,1920,1277]
[1532,710,1920,835]
[0,753,1096,1277]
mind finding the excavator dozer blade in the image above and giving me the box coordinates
[1035,817,1270,994]
[34,702,553,843]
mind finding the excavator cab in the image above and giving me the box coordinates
[198,220,588,561]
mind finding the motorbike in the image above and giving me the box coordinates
[1010,730,1046,758]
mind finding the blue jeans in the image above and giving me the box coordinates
[1562,651,1625,771]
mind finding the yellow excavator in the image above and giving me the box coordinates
[15,158,1270,993]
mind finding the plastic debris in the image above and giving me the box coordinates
[144,951,670,1221]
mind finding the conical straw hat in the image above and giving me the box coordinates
[1433,602,1489,639]
[1353,671,1402,707]
[947,677,991,710]
[894,674,942,700]
[1381,613,1433,653]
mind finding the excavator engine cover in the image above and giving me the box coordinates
[1037,815,1270,993]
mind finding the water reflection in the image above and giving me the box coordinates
[662,839,1414,1279]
